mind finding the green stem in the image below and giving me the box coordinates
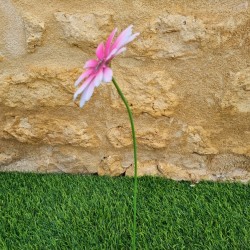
[112,77,138,250]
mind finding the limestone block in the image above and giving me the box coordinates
[0,144,99,174]
[135,13,205,59]
[0,0,26,57]
[0,151,19,166]
[107,124,169,149]
[0,68,79,109]
[37,147,99,173]
[98,155,126,176]
[22,13,45,53]
[205,15,250,50]
[222,169,250,183]
[0,157,39,172]
[231,145,250,156]
[111,70,179,117]
[221,67,250,113]
[0,52,4,62]
[210,154,250,172]
[3,115,99,148]
[158,155,210,182]
[157,162,191,181]
[0,145,54,172]
[125,160,160,177]
[185,126,218,154]
[208,153,250,182]
[54,12,113,48]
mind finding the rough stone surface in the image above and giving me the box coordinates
[98,155,126,176]
[0,0,250,182]
[0,52,3,62]
[0,68,79,109]
[0,0,26,57]
[2,115,99,147]
[221,67,250,113]
[136,13,206,59]
[22,13,45,53]
[111,70,179,117]
[54,12,113,50]
[107,124,169,149]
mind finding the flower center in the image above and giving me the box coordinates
[95,59,105,72]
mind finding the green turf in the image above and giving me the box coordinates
[0,173,249,250]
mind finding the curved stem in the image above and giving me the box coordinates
[112,77,138,250]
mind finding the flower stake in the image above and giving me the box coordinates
[74,25,139,250]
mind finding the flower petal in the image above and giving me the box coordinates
[96,42,105,60]
[79,82,95,107]
[105,28,117,57]
[124,32,140,45]
[74,69,93,87]
[103,67,113,82]
[74,75,95,100]
[84,59,98,69]
[111,25,133,51]
[93,69,103,87]
[114,47,126,57]
[106,48,118,60]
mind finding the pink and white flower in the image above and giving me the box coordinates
[74,25,139,107]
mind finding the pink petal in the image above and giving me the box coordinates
[96,42,105,60]
[84,59,98,69]
[114,47,126,57]
[103,67,113,82]
[111,25,133,51]
[93,70,103,87]
[105,28,117,57]
[106,48,118,61]
[79,82,95,107]
[74,69,93,87]
[74,75,95,100]
[124,32,140,45]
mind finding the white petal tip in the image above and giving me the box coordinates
[79,98,87,107]
[73,93,78,101]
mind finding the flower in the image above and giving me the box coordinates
[74,25,139,107]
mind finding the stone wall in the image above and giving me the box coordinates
[0,0,249,182]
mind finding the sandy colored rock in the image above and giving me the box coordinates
[221,67,250,113]
[0,143,99,173]
[98,155,126,176]
[0,52,4,62]
[0,150,19,166]
[156,153,209,181]
[209,154,250,172]
[0,0,26,57]
[157,162,193,181]
[0,67,79,109]
[126,160,160,177]
[139,13,206,59]
[111,70,179,117]
[54,12,113,49]
[37,147,99,173]
[3,115,99,148]
[0,0,249,182]
[107,124,169,149]
[185,126,218,154]
[204,14,250,50]
[22,13,45,53]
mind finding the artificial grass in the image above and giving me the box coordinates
[0,173,249,250]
